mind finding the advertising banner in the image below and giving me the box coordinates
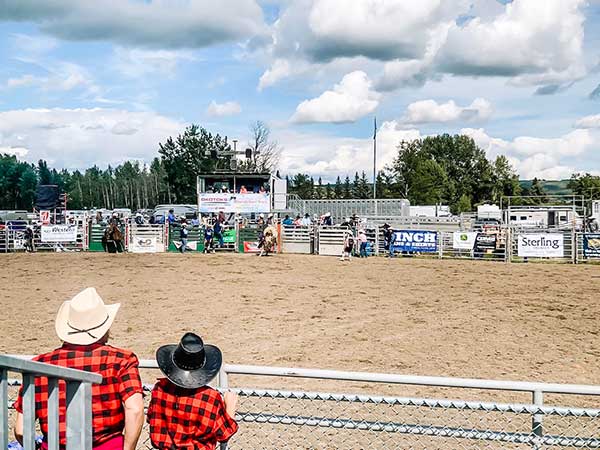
[41,225,78,242]
[452,232,477,250]
[474,233,497,253]
[130,236,160,253]
[518,233,564,258]
[199,193,269,213]
[392,230,438,253]
[243,241,260,253]
[222,229,236,244]
[40,210,51,225]
[583,233,600,258]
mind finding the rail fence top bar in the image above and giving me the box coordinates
[11,355,600,395]
[1,355,102,384]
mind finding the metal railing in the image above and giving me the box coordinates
[6,357,600,449]
[1,355,101,450]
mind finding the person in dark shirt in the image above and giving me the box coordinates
[204,226,215,253]
[214,219,224,248]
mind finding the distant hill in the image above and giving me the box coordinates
[519,179,572,196]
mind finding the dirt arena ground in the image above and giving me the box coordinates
[1,253,599,403]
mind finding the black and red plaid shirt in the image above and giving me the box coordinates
[14,342,143,447]
[147,378,238,450]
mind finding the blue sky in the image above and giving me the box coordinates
[0,0,599,181]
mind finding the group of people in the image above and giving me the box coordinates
[175,211,226,254]
[12,288,238,450]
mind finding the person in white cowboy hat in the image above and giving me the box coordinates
[13,288,144,450]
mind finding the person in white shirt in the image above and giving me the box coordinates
[300,213,312,227]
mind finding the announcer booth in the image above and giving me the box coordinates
[196,172,287,215]
[196,172,287,253]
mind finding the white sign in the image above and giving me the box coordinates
[129,236,161,253]
[41,225,78,242]
[452,232,477,250]
[518,233,564,258]
[40,210,51,225]
[198,193,270,213]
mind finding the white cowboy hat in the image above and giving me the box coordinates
[55,288,120,345]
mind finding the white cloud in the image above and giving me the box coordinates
[401,98,492,125]
[462,127,596,179]
[0,108,183,168]
[260,0,587,91]
[438,0,586,81]
[113,47,196,78]
[258,59,293,91]
[0,146,29,157]
[5,62,97,94]
[276,120,421,179]
[11,33,58,54]
[291,71,380,124]
[574,115,600,129]
[206,101,242,117]
[0,0,268,49]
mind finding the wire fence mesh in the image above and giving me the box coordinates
[6,378,600,450]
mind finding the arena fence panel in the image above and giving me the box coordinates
[281,226,313,254]
[127,224,166,253]
[5,359,600,450]
[440,230,508,262]
[576,233,600,264]
[1,355,101,450]
[317,226,351,256]
[509,230,576,264]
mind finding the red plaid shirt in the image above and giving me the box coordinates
[147,379,238,450]
[14,343,143,447]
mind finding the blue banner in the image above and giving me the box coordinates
[583,233,600,258]
[391,230,438,253]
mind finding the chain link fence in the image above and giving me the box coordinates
[6,374,600,450]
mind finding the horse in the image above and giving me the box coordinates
[102,223,125,253]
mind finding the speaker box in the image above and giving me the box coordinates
[35,185,59,210]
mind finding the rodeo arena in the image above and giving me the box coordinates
[1,170,600,450]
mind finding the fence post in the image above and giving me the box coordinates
[66,381,93,450]
[22,374,36,450]
[571,229,576,264]
[438,231,443,259]
[47,378,60,450]
[0,369,8,450]
[217,368,229,450]
[506,228,512,264]
[531,390,544,450]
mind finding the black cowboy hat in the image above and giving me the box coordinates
[156,332,222,389]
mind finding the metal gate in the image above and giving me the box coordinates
[128,224,166,253]
[317,226,350,256]
[281,226,313,254]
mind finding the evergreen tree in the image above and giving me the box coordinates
[342,176,352,199]
[333,176,343,199]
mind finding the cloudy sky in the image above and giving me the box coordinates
[1,0,600,181]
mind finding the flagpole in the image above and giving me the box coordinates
[373,116,377,200]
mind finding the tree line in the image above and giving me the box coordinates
[1,124,599,213]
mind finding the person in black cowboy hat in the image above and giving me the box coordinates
[147,332,238,449]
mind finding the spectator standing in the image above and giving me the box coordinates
[239,185,248,194]
[293,215,302,226]
[282,215,293,226]
[13,288,144,450]
[167,209,176,224]
[301,213,312,227]
[358,230,368,258]
[323,212,333,226]
[147,333,238,450]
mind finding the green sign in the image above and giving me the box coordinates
[223,229,236,243]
